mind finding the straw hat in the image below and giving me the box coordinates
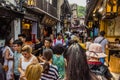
[86,43,107,58]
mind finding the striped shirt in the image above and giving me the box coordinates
[40,63,59,80]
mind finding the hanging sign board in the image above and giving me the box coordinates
[41,15,57,26]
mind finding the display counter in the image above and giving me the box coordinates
[108,48,120,62]
[108,48,120,73]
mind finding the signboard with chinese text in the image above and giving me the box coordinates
[41,15,57,26]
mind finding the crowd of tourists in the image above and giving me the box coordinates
[0,31,115,80]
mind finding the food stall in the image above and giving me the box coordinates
[108,42,120,73]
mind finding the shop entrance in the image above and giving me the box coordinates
[22,19,32,41]
[22,19,37,43]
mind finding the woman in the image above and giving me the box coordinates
[65,43,98,80]
[3,36,14,80]
[25,63,43,80]
[18,45,38,80]
[40,49,59,80]
[86,43,113,80]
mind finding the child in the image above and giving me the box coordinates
[40,49,59,80]
[52,44,66,79]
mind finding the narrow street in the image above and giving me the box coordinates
[0,0,120,80]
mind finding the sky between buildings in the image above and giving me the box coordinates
[68,0,86,6]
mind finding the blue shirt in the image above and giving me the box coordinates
[14,51,22,75]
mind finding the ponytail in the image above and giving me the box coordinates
[43,61,50,73]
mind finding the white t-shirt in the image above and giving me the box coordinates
[53,39,64,46]
[94,36,108,53]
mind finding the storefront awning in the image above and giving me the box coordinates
[0,6,24,24]
[0,6,24,18]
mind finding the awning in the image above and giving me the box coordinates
[24,16,38,22]
[0,6,24,24]
[0,6,24,18]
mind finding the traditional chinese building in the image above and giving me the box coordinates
[85,0,120,78]
[85,0,120,40]
[0,0,23,47]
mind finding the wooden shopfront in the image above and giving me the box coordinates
[21,10,40,43]
[0,7,23,47]
[41,15,57,38]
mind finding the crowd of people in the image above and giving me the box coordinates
[0,31,115,80]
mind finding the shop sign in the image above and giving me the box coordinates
[41,15,57,26]
[22,23,30,29]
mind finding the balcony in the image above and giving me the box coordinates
[26,0,57,18]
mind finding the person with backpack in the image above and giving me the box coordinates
[94,31,108,64]
[52,33,65,46]
[86,43,113,80]
[40,49,59,80]
[65,43,98,80]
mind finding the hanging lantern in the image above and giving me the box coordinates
[88,21,93,28]
[107,0,117,13]
[97,0,118,19]
[27,0,36,7]
[102,0,118,19]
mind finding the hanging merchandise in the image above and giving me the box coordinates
[94,28,99,37]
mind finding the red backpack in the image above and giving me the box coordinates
[54,39,64,45]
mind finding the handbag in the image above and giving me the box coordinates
[3,65,8,72]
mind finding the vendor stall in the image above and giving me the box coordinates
[108,42,120,73]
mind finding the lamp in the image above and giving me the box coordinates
[106,0,117,13]
[97,0,118,19]
[104,0,118,19]
[88,21,93,28]
[27,0,36,7]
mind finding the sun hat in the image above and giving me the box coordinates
[86,43,107,58]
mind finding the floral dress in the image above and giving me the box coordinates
[52,54,65,79]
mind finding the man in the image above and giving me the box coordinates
[33,37,43,57]
[94,31,108,64]
[13,39,23,80]
[18,34,26,46]
[38,37,53,62]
